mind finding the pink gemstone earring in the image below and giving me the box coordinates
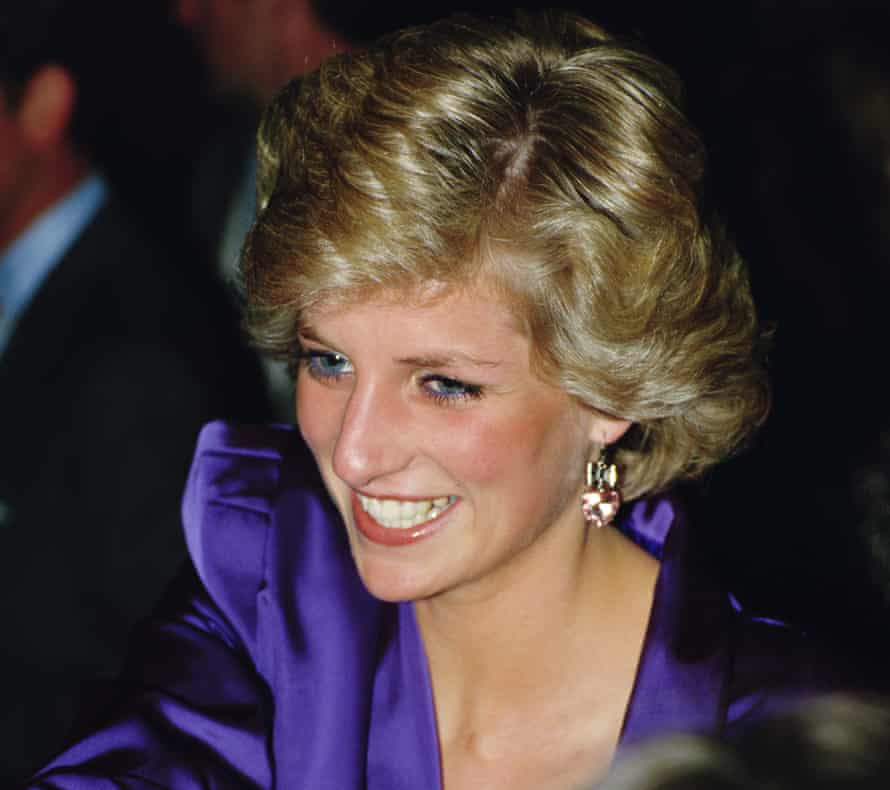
[581,447,621,528]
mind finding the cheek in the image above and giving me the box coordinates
[429,402,575,491]
[422,408,509,485]
[295,375,342,457]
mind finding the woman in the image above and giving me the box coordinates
[30,11,869,789]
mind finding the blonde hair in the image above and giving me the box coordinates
[242,10,769,500]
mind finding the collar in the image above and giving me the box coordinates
[0,173,107,356]
[617,496,732,749]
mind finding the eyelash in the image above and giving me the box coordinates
[296,350,485,405]
[297,350,353,382]
[420,375,484,405]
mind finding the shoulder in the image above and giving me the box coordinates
[183,421,331,647]
[62,198,268,416]
[59,195,231,332]
[63,197,169,287]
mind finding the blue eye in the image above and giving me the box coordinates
[422,375,484,404]
[300,351,353,381]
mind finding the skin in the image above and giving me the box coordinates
[296,283,660,788]
[172,0,350,105]
[0,67,88,250]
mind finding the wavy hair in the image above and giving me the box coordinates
[241,10,770,499]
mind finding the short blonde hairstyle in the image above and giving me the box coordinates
[242,10,769,500]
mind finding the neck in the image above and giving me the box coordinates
[0,147,90,250]
[414,520,656,741]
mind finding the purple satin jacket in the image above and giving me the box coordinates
[29,422,865,789]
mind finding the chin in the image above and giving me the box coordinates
[351,549,442,603]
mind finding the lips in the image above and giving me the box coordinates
[351,490,458,546]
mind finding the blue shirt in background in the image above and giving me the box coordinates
[0,174,107,357]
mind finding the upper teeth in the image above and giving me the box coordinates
[357,494,455,529]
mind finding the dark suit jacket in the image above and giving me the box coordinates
[0,196,272,784]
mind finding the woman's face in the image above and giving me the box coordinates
[296,284,625,603]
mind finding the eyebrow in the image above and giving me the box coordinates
[396,353,501,369]
[298,327,501,369]
[298,326,327,345]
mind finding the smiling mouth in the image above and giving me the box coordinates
[355,493,457,529]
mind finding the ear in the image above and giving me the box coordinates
[585,409,632,448]
[17,65,77,151]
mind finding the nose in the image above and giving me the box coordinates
[331,377,414,490]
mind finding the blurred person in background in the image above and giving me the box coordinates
[0,1,270,783]
[597,695,890,790]
[173,0,359,420]
[173,0,357,284]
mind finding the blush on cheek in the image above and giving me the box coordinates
[468,399,578,487]
[432,408,538,483]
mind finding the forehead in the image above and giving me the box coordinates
[302,275,528,334]
[304,280,510,326]
[300,284,529,361]
[306,283,498,323]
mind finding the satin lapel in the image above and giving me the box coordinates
[366,603,442,790]
[261,460,386,789]
[618,499,732,751]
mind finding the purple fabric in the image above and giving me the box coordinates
[28,422,872,788]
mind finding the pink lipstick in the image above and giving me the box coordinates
[350,490,457,546]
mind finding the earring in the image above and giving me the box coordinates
[581,446,621,528]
